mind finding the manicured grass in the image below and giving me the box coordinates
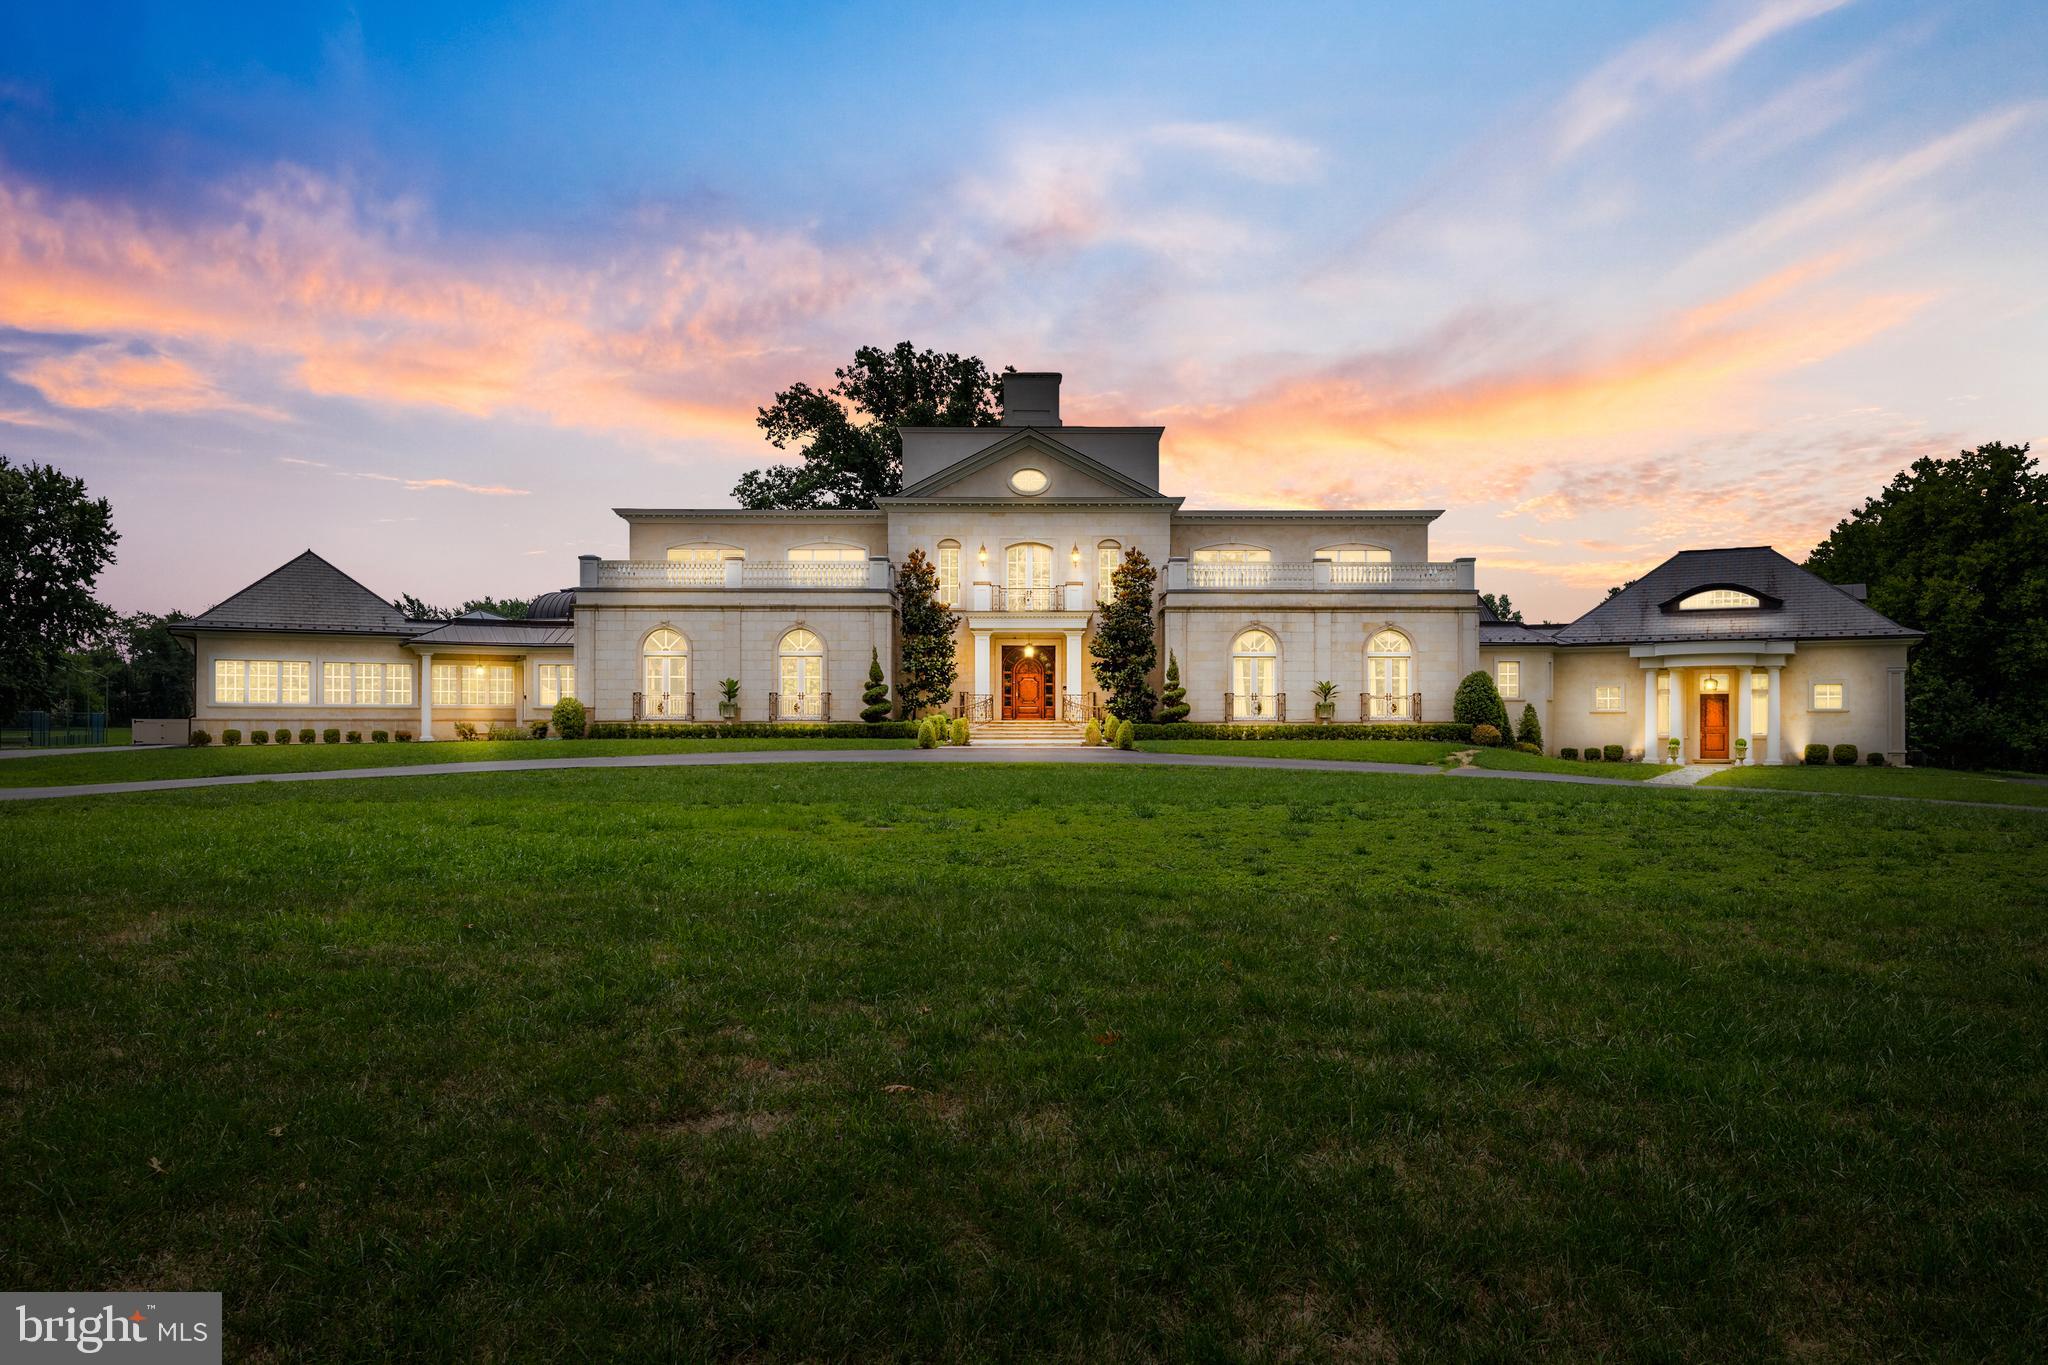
[1466,746,1673,780]
[4,766,2043,1358]
[1140,737,1464,764]
[0,736,916,788]
[1702,761,2048,807]
[0,725,132,750]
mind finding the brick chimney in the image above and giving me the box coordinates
[999,371,1062,426]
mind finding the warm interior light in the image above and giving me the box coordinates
[1702,677,1721,692]
[1023,644,1036,658]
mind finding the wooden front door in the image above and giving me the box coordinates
[1010,657,1048,719]
[1700,694,1730,761]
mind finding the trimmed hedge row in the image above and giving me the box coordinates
[1130,722,1472,742]
[584,721,921,740]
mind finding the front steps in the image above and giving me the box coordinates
[971,719,1086,748]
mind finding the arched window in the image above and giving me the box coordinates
[643,629,688,717]
[1005,542,1055,610]
[666,542,743,562]
[1367,629,1412,719]
[778,628,825,719]
[1096,540,1122,605]
[663,543,741,587]
[936,539,961,606]
[1677,588,1761,610]
[1231,629,1279,721]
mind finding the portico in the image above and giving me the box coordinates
[1634,642,1794,765]
[965,616,1090,722]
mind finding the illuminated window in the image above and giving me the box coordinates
[1192,546,1272,564]
[1316,545,1392,562]
[1496,660,1520,699]
[352,662,383,706]
[1009,467,1048,495]
[246,661,279,705]
[1232,629,1279,720]
[787,543,866,562]
[778,628,825,718]
[432,663,515,707]
[1677,589,1761,610]
[324,663,410,705]
[213,659,310,705]
[1593,686,1623,712]
[1751,671,1769,735]
[666,543,743,563]
[1812,682,1845,711]
[1367,629,1412,718]
[213,660,245,704]
[643,630,686,710]
[537,663,575,706]
[1005,543,1054,609]
[1657,674,1671,737]
[1097,541,1121,604]
[936,540,961,606]
[280,662,310,704]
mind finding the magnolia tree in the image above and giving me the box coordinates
[1092,547,1158,723]
[896,548,957,716]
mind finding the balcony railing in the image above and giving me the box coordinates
[1361,691,1423,721]
[982,584,1070,611]
[585,558,888,590]
[769,691,830,721]
[1223,692,1287,722]
[632,690,694,721]
[1170,558,1475,592]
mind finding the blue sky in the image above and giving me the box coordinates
[2,0,2043,618]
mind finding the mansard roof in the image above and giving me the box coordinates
[183,550,423,636]
[1550,546,1920,646]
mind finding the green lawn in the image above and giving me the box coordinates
[1467,747,1674,781]
[1140,737,1465,765]
[1702,762,2048,808]
[4,765,2044,1358]
[0,735,916,788]
[0,725,132,751]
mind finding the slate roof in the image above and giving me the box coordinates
[1548,546,1919,646]
[407,619,576,649]
[1480,622,1565,647]
[184,550,423,636]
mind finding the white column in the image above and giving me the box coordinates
[1736,668,1754,764]
[1642,668,1658,760]
[1765,664,1782,764]
[418,651,435,741]
[1667,668,1686,762]
[972,630,992,711]
[1063,630,1083,716]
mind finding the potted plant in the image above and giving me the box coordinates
[717,677,741,722]
[1733,736,1748,765]
[1312,679,1338,722]
[1666,736,1681,763]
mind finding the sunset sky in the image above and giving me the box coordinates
[2,0,2044,621]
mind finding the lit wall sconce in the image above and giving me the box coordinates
[978,543,988,565]
[1070,544,1081,568]
[1023,644,1036,658]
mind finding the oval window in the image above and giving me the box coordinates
[1009,467,1049,495]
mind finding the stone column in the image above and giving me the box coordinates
[1765,664,1783,764]
[1642,668,1658,760]
[1736,667,1754,763]
[1667,668,1686,762]
[418,651,435,741]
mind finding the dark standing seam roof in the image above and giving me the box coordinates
[527,589,577,621]
[406,621,576,649]
[183,550,424,635]
[1549,546,1920,646]
[1480,623,1565,647]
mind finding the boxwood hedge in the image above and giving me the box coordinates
[583,721,920,740]
[1129,722,1471,742]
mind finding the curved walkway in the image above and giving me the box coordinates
[0,745,1636,803]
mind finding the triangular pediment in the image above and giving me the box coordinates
[891,428,1166,502]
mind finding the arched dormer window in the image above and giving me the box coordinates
[1367,628,1412,719]
[1231,629,1279,721]
[1677,588,1762,610]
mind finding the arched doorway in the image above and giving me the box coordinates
[1000,643,1056,719]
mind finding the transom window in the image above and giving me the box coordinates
[1367,629,1411,718]
[779,628,825,718]
[642,629,686,711]
[1593,685,1623,712]
[937,540,961,606]
[1678,588,1761,610]
[1097,541,1121,605]
[1812,682,1845,711]
[213,659,311,706]
[787,543,866,562]
[1232,629,1278,720]
[1495,660,1520,699]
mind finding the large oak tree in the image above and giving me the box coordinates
[0,457,118,719]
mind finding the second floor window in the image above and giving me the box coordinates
[1097,542,1121,604]
[937,540,960,606]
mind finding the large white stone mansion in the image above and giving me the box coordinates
[177,371,1918,762]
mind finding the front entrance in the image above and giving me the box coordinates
[1000,644,1056,720]
[1700,693,1730,761]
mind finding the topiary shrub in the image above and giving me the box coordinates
[1602,744,1623,762]
[1559,747,1578,761]
[395,731,413,742]
[345,730,363,744]
[1515,742,1539,754]
[551,696,587,741]
[1803,743,1828,765]
[951,717,969,746]
[1832,743,1858,766]
[370,729,390,743]
[190,729,212,746]
[222,729,242,747]
[274,728,291,745]
[1471,723,1501,746]
[1156,652,1191,723]
[322,728,341,744]
[250,729,269,745]
[1582,748,1601,762]
[1132,722,1473,742]
[298,728,315,745]
[1454,671,1510,735]
[860,647,892,723]
[1866,751,1886,766]
[917,717,938,749]
[1084,718,1102,747]
[1115,718,1135,750]
[1515,703,1542,749]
